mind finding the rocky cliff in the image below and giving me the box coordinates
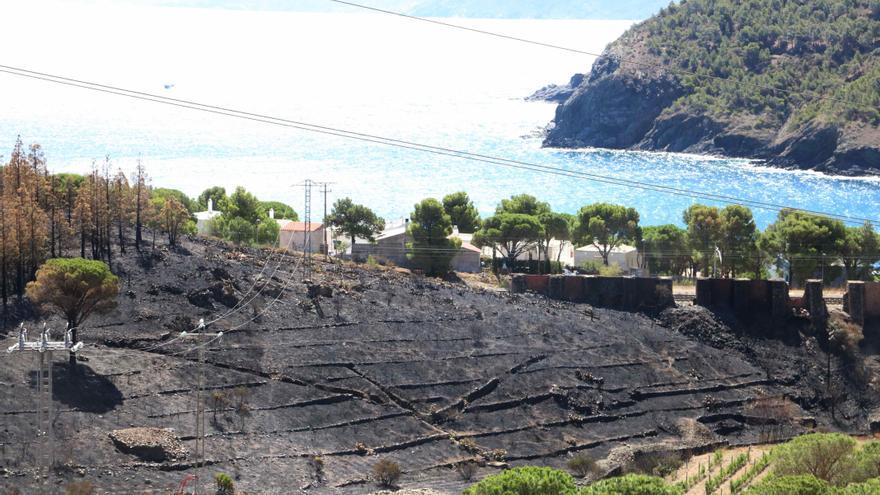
[542,0,880,176]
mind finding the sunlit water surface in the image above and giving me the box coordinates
[0,2,877,228]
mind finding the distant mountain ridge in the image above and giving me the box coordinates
[542,0,880,175]
[116,0,668,19]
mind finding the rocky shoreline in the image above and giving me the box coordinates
[531,61,880,177]
[531,6,880,177]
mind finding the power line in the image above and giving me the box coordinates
[322,0,858,106]
[0,64,876,226]
[140,212,305,353]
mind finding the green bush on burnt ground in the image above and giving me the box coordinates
[464,466,578,495]
[464,468,685,495]
[846,441,880,482]
[212,186,283,247]
[743,475,835,495]
[407,198,460,277]
[772,433,856,485]
[579,474,684,494]
[841,478,880,494]
[214,472,234,495]
[745,435,880,493]
[637,0,880,128]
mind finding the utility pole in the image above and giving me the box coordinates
[179,319,222,495]
[319,182,334,261]
[7,323,83,495]
[293,180,315,281]
[294,180,335,279]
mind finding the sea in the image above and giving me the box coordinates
[1,1,878,229]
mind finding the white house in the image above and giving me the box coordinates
[348,222,482,273]
[268,208,295,232]
[574,244,640,273]
[448,227,481,273]
[476,238,576,267]
[450,241,482,273]
[194,198,222,235]
[279,222,329,254]
[350,219,409,264]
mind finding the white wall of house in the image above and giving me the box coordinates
[194,198,222,235]
[574,244,639,272]
[451,244,481,273]
[279,225,329,254]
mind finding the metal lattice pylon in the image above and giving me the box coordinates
[8,323,83,495]
[179,319,222,495]
[303,179,313,280]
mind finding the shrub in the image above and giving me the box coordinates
[842,441,880,484]
[842,478,880,494]
[221,216,256,246]
[578,261,602,275]
[214,472,234,495]
[463,466,577,495]
[579,474,684,495]
[372,459,402,488]
[255,219,280,246]
[64,481,95,495]
[457,460,479,481]
[627,451,682,477]
[598,264,623,277]
[568,454,600,478]
[309,455,325,479]
[773,433,856,484]
[747,393,797,443]
[231,386,252,431]
[743,475,835,495]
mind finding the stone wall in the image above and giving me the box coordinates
[845,281,880,323]
[695,278,791,322]
[845,281,880,343]
[510,274,673,311]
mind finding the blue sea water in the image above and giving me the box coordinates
[0,2,878,229]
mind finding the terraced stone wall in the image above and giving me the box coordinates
[695,278,791,322]
[511,275,673,311]
[846,281,880,343]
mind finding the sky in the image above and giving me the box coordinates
[86,0,671,19]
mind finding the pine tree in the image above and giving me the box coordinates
[73,180,93,259]
[113,169,130,254]
[134,160,147,251]
[0,168,8,313]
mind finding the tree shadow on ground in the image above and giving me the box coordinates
[28,363,124,413]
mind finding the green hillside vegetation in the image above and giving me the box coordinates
[461,434,880,494]
[546,0,880,173]
[642,0,879,128]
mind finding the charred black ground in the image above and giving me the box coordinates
[1,236,877,494]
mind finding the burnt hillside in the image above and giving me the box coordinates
[1,236,877,494]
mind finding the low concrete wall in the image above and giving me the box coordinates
[803,280,826,326]
[510,274,673,311]
[523,275,549,294]
[695,278,791,321]
[846,281,880,343]
[867,282,880,320]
